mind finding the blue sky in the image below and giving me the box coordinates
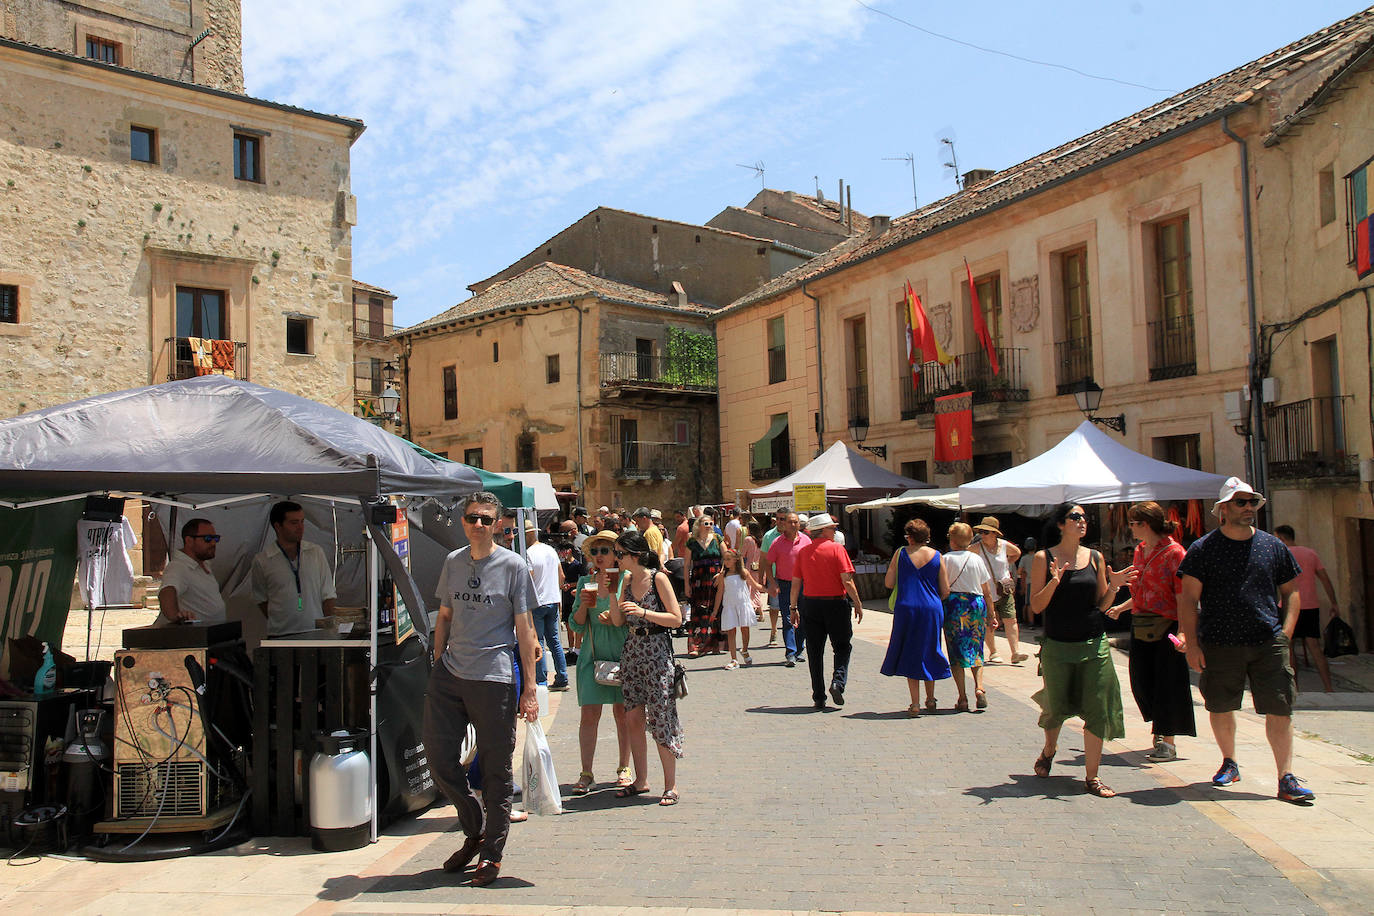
[242,1,1364,329]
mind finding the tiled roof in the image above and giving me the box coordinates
[0,36,365,131]
[770,190,872,234]
[352,280,395,297]
[724,8,1374,315]
[402,262,715,334]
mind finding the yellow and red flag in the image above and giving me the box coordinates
[904,281,951,386]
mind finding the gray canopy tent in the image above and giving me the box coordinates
[0,375,531,841]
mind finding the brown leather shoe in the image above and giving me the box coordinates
[471,860,501,886]
[442,834,483,873]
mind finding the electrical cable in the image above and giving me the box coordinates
[850,0,1173,94]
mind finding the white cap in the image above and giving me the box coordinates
[805,512,836,532]
[1213,476,1266,516]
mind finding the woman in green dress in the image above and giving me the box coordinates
[568,530,633,794]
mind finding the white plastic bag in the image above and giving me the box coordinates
[521,720,562,815]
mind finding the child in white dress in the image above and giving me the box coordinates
[713,548,760,669]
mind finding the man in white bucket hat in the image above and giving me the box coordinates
[790,513,864,709]
[1176,477,1314,804]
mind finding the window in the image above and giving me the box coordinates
[130,126,156,164]
[1319,165,1337,227]
[546,354,560,384]
[767,316,786,384]
[972,451,1013,477]
[0,284,17,324]
[900,460,928,482]
[846,316,868,424]
[85,37,121,64]
[635,337,654,380]
[1061,249,1090,345]
[973,273,1003,349]
[516,432,537,472]
[1148,215,1197,380]
[674,420,689,445]
[175,287,226,339]
[285,316,312,355]
[1152,434,1201,470]
[442,366,457,420]
[492,341,499,363]
[233,133,261,183]
[463,448,484,468]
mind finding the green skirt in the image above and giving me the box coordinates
[1032,633,1125,741]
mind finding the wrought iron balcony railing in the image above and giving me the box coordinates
[899,348,1030,419]
[612,441,682,480]
[847,384,869,427]
[1265,396,1358,480]
[1054,337,1093,395]
[165,337,247,381]
[353,317,397,339]
[750,437,798,482]
[599,352,716,392]
[1148,313,1197,380]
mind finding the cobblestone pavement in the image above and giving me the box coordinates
[9,605,1370,916]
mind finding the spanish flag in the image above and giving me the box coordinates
[904,281,951,386]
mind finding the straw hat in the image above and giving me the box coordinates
[972,516,1002,536]
[580,530,619,558]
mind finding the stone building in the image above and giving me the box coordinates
[352,280,401,428]
[0,0,364,420]
[398,263,720,511]
[716,8,1374,645]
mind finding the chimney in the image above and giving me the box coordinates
[962,168,996,187]
[869,215,891,235]
[671,281,688,309]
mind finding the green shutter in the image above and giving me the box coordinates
[752,415,789,471]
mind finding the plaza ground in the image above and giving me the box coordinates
[7,602,1373,915]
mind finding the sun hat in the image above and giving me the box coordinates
[805,512,837,532]
[580,530,619,558]
[972,516,1002,535]
[1213,476,1266,515]
[649,509,663,520]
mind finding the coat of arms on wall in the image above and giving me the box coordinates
[1010,275,1040,333]
[931,301,954,354]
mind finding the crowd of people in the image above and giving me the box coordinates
[421,478,1331,885]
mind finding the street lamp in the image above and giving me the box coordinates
[848,417,887,459]
[379,386,401,420]
[1071,378,1125,434]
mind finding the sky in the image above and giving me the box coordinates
[241,1,1366,329]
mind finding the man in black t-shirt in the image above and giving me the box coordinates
[1177,477,1314,804]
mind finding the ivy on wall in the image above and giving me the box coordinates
[665,326,717,388]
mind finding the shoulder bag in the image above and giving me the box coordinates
[586,574,625,686]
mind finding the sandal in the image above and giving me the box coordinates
[1085,777,1116,798]
[658,789,679,806]
[1034,751,1054,778]
[724,660,738,670]
[615,766,633,787]
[615,784,650,798]
[741,650,753,665]
[975,689,988,709]
[906,704,920,718]
[955,697,969,712]
[925,697,937,712]
[572,771,595,795]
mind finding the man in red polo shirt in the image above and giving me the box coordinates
[790,513,863,709]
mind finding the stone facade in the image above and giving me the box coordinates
[0,34,363,418]
[1,0,244,91]
[351,280,401,428]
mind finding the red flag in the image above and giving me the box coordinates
[906,282,951,371]
[965,260,1000,375]
[933,391,973,475]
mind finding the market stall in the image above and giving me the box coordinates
[0,376,532,850]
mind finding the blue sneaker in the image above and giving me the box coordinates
[1212,758,1241,786]
[1277,773,1315,804]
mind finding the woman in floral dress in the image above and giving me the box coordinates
[609,529,685,806]
[683,515,724,657]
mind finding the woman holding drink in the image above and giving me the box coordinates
[567,531,633,794]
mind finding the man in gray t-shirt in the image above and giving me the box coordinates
[423,492,539,885]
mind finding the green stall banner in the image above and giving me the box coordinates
[1,502,82,651]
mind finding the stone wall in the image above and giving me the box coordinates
[0,43,360,417]
[1,0,244,91]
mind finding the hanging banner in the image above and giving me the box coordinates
[934,391,974,476]
[1,502,83,652]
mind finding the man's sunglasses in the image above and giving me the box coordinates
[1064,512,1087,521]
[1229,497,1262,508]
[464,514,498,526]
[588,546,613,556]
[193,534,221,543]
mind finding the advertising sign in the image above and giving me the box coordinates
[792,484,827,512]
[0,503,82,651]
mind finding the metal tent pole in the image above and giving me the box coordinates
[366,526,379,843]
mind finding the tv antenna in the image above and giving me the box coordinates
[941,137,962,189]
[736,160,765,188]
[884,152,918,211]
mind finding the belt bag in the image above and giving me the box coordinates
[1132,611,1175,642]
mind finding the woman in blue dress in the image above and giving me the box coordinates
[880,519,952,716]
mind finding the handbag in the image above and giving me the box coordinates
[673,661,688,698]
[584,576,624,686]
[1323,617,1358,658]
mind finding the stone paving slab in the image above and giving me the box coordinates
[351,622,1327,915]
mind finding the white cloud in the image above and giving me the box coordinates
[242,0,868,283]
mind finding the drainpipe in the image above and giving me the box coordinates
[802,280,823,455]
[1222,114,1266,501]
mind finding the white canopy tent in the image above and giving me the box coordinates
[749,440,931,504]
[843,488,1048,517]
[957,421,1231,506]
[496,472,559,511]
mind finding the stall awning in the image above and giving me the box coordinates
[752,415,789,472]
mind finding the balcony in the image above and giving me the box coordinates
[612,441,681,481]
[165,337,247,381]
[1265,396,1358,482]
[900,348,1030,419]
[1054,337,1093,395]
[750,437,798,482]
[353,317,397,339]
[1148,313,1196,380]
[847,384,870,427]
[599,352,716,398]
